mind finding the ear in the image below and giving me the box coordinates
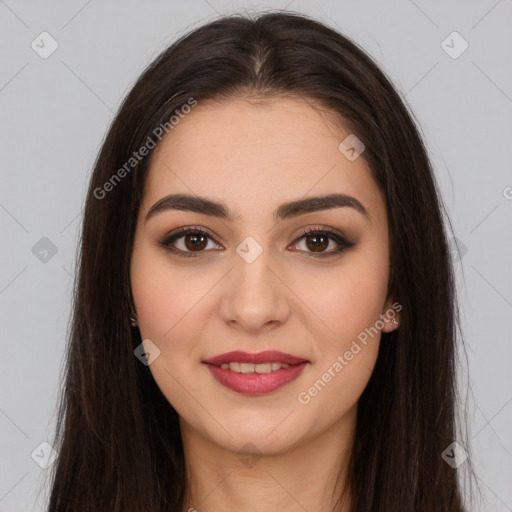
[380,297,401,333]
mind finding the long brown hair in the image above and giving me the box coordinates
[44,11,476,511]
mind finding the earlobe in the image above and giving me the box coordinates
[381,298,401,332]
[381,314,400,333]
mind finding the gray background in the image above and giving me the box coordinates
[1,0,511,510]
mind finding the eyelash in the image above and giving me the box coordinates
[159,225,356,259]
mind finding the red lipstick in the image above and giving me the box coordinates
[203,350,309,395]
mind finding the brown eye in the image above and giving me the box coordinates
[291,227,356,257]
[160,227,222,258]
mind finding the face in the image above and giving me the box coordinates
[130,96,399,457]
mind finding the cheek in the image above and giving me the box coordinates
[292,251,387,406]
[130,251,210,410]
[131,248,211,342]
[297,257,388,345]
[296,272,384,414]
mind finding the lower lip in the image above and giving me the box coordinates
[204,362,309,395]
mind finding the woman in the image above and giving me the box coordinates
[45,11,475,511]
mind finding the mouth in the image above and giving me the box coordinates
[202,350,309,395]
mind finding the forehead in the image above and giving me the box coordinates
[141,97,386,225]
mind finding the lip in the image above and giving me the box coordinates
[202,350,308,366]
[202,351,310,395]
[204,361,309,395]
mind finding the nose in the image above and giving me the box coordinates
[219,247,290,334]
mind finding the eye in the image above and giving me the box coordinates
[290,226,356,257]
[159,226,222,258]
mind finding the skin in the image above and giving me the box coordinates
[130,96,400,512]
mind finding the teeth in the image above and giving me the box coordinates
[219,362,292,373]
[240,363,253,374]
[229,362,241,372]
[255,363,272,374]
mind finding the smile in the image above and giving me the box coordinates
[202,350,309,395]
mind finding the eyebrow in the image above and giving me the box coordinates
[145,192,371,224]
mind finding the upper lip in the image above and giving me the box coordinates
[203,350,308,366]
